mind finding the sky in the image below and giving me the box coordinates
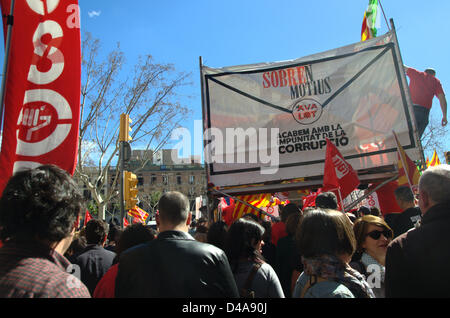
[2,0,449,162]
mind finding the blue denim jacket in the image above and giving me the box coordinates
[292,272,355,298]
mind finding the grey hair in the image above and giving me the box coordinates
[419,164,450,204]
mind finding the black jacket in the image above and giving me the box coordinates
[385,201,450,297]
[115,230,239,298]
[391,206,422,238]
[72,244,116,295]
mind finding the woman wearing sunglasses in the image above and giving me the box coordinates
[351,215,393,298]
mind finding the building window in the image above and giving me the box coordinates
[163,175,168,185]
[138,175,144,186]
[189,175,195,184]
[151,174,157,184]
[176,175,182,185]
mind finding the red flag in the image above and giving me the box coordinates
[123,217,129,228]
[323,139,360,200]
[84,209,92,227]
[219,197,235,226]
[0,1,81,194]
[302,188,322,209]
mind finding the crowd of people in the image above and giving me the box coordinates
[0,163,449,298]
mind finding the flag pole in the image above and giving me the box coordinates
[390,18,426,169]
[0,0,15,133]
[378,0,390,31]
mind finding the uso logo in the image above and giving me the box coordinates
[291,98,323,125]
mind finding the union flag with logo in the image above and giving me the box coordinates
[0,0,81,194]
[323,138,360,200]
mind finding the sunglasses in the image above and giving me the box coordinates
[366,229,392,240]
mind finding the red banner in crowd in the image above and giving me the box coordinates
[323,138,360,200]
[83,209,92,227]
[0,0,81,194]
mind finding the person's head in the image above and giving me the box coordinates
[196,217,208,228]
[353,215,393,263]
[224,218,265,268]
[280,203,301,222]
[357,206,371,218]
[260,220,272,244]
[157,191,191,232]
[369,207,382,217]
[297,208,356,263]
[418,164,450,214]
[85,219,109,246]
[425,68,436,76]
[207,221,228,250]
[285,212,302,236]
[116,223,156,257]
[107,225,123,245]
[394,185,415,210]
[65,234,87,257]
[0,165,83,251]
[315,192,338,209]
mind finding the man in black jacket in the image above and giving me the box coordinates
[72,219,116,295]
[115,191,239,298]
[385,164,450,297]
[392,186,422,237]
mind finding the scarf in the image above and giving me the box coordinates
[302,255,375,298]
[361,252,385,283]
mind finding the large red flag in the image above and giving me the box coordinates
[323,138,360,200]
[0,1,81,194]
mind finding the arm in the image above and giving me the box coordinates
[437,93,447,126]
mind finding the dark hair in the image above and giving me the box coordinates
[297,208,356,258]
[357,206,371,217]
[85,219,109,245]
[394,186,414,203]
[0,165,83,242]
[65,235,87,257]
[107,225,123,243]
[206,221,228,250]
[158,191,189,225]
[280,203,301,222]
[285,212,302,236]
[224,218,265,272]
[369,207,381,217]
[315,192,338,209]
[116,223,156,257]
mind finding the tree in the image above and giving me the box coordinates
[75,33,191,219]
[420,111,449,162]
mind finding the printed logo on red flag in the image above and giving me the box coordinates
[0,0,81,194]
[323,138,359,200]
